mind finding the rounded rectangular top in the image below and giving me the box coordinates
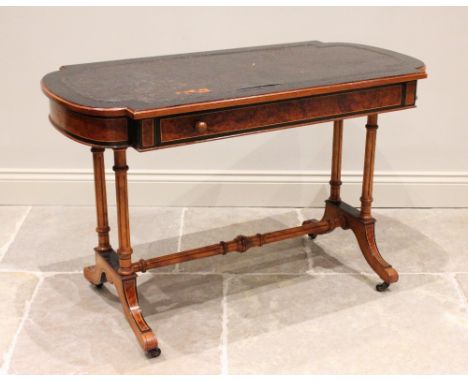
[41,41,426,119]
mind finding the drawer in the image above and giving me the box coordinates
[159,85,404,144]
[133,82,415,150]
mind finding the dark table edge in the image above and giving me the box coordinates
[41,68,427,120]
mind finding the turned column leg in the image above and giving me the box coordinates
[329,119,344,203]
[351,114,398,291]
[91,147,112,253]
[309,120,344,239]
[113,148,134,276]
[84,147,112,288]
[360,114,378,220]
[111,148,160,357]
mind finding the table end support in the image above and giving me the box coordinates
[307,117,399,290]
[84,147,161,357]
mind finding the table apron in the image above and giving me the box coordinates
[134,81,416,151]
[48,81,417,150]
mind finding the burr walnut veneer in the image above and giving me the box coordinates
[41,41,427,358]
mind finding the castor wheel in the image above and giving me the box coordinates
[95,283,103,289]
[146,347,161,358]
[308,233,317,240]
[376,282,390,292]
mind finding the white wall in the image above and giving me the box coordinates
[0,7,467,207]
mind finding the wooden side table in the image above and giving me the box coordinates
[41,41,427,358]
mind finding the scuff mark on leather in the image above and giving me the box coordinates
[176,88,211,95]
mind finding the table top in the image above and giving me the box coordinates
[41,41,426,119]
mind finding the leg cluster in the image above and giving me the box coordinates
[84,114,398,357]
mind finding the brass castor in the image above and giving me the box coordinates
[308,233,317,240]
[147,347,162,358]
[376,282,390,292]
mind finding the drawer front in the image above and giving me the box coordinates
[134,82,416,150]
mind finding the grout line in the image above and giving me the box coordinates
[447,272,468,307]
[0,269,82,276]
[294,208,303,225]
[0,206,32,263]
[174,207,187,273]
[295,208,314,270]
[0,274,44,374]
[220,273,229,375]
[445,273,468,332]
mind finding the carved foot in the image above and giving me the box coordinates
[322,201,399,288]
[84,264,107,288]
[117,276,159,353]
[84,251,160,355]
[348,219,399,286]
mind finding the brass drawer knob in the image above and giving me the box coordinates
[195,121,208,133]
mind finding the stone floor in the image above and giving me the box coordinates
[1,206,468,374]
